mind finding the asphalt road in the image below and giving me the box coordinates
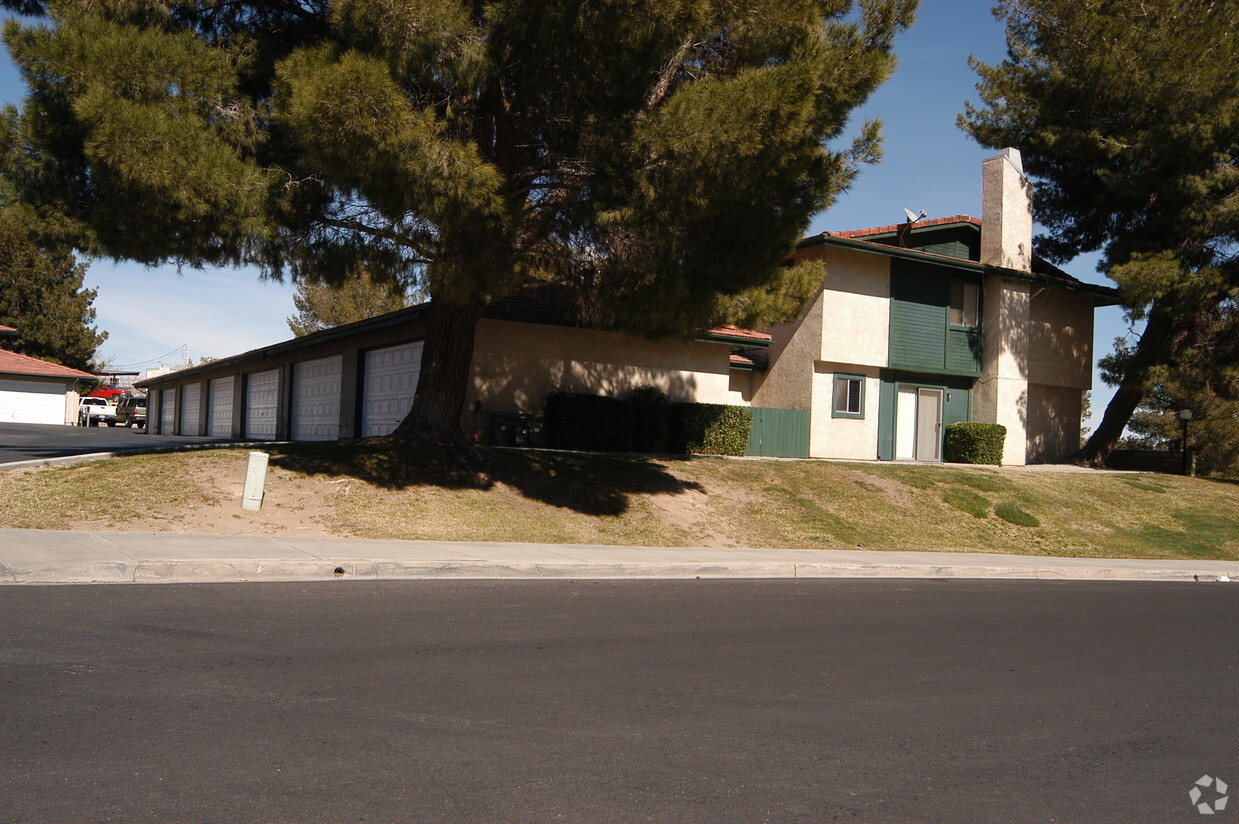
[3,580,1236,823]
[0,421,234,465]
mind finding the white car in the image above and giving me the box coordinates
[78,397,118,426]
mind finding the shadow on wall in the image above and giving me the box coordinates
[471,351,707,415]
[268,439,704,517]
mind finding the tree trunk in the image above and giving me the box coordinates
[392,297,485,443]
[1077,297,1183,466]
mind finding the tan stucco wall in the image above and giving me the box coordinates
[975,275,1030,465]
[65,387,81,425]
[465,319,742,424]
[809,363,881,460]
[1026,383,1083,463]
[749,291,825,411]
[1028,287,1094,389]
[818,248,890,367]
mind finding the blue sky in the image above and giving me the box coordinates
[0,1,1128,416]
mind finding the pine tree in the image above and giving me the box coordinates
[287,271,422,337]
[1,0,915,439]
[960,0,1239,465]
[0,207,106,371]
[1105,301,1239,476]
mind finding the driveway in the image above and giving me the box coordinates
[0,421,240,466]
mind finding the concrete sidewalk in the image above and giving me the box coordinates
[1,528,1237,585]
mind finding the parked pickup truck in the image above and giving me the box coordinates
[78,397,118,427]
[114,394,147,428]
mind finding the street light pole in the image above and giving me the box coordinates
[1177,409,1194,476]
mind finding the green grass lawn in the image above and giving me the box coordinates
[2,440,1237,561]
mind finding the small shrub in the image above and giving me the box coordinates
[670,403,753,456]
[944,422,1007,466]
[544,392,634,452]
[995,502,1040,527]
[943,487,989,518]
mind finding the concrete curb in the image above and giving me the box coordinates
[1,558,1232,585]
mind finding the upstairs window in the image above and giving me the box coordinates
[949,281,980,327]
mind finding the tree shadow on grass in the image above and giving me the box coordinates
[267,438,704,517]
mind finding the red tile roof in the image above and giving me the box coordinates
[728,351,768,368]
[828,215,980,240]
[708,324,773,342]
[0,348,97,380]
[0,324,16,334]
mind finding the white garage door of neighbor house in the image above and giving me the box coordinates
[361,342,423,437]
[209,377,233,438]
[160,388,176,435]
[180,383,201,435]
[291,356,342,441]
[245,369,279,440]
[0,379,67,425]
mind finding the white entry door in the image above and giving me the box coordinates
[915,388,943,462]
[895,384,944,462]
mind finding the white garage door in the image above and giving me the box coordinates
[180,383,201,436]
[245,369,279,440]
[160,388,176,435]
[291,355,342,441]
[209,377,234,438]
[0,379,67,425]
[361,342,423,437]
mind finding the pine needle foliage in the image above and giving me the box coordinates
[0,0,916,436]
[0,206,106,371]
[960,0,1239,464]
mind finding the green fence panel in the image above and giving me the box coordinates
[745,407,811,458]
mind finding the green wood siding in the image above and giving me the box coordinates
[876,379,897,460]
[918,240,970,259]
[946,328,982,376]
[746,407,810,458]
[889,259,982,376]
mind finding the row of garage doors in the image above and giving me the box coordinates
[157,341,423,441]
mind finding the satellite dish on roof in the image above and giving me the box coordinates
[903,208,927,223]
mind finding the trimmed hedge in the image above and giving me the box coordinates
[944,422,1007,466]
[670,402,753,456]
[544,392,633,452]
[542,392,753,456]
[627,386,672,453]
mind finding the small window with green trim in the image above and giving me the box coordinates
[832,374,865,418]
[949,281,980,327]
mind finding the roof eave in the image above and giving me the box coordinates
[799,234,1121,305]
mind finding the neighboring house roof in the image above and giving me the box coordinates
[0,324,16,336]
[0,348,96,381]
[802,215,1121,307]
[728,350,769,371]
[704,325,773,345]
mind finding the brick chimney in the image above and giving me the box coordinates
[980,148,1033,272]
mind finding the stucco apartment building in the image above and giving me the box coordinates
[139,149,1116,464]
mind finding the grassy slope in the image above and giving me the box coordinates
[2,441,1237,560]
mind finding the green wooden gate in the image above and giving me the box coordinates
[745,407,811,458]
